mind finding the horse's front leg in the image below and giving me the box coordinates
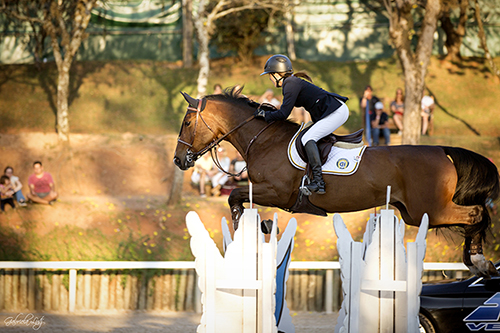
[228,184,277,231]
[228,187,249,231]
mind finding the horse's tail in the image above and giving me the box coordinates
[443,146,500,239]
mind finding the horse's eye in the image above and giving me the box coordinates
[185,121,191,127]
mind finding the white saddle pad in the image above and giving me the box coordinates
[287,124,367,175]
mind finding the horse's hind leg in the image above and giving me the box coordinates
[463,234,498,278]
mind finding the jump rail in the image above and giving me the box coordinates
[0,261,467,313]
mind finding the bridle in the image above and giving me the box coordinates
[177,98,268,177]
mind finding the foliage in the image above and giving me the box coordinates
[212,7,280,62]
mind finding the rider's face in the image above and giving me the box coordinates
[269,73,282,88]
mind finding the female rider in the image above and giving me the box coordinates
[255,54,350,195]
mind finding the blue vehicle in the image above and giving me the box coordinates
[419,264,500,333]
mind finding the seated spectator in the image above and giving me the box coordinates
[26,161,58,205]
[191,154,216,198]
[259,89,281,108]
[210,147,231,197]
[4,166,27,206]
[371,102,391,146]
[390,88,404,134]
[421,95,435,135]
[213,83,223,95]
[229,152,248,184]
[0,175,16,211]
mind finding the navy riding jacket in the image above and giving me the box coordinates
[264,75,348,123]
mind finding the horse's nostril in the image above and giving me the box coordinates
[173,156,181,167]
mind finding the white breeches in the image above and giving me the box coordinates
[301,102,349,145]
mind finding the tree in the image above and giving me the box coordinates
[212,6,279,63]
[472,0,500,80]
[383,0,441,144]
[1,0,98,143]
[439,0,468,62]
[193,0,282,97]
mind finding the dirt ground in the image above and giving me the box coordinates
[0,311,339,332]
[1,132,493,263]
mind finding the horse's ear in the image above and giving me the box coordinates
[180,91,198,108]
[180,91,207,111]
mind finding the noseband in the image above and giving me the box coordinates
[177,98,257,171]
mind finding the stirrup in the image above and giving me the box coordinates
[299,175,312,196]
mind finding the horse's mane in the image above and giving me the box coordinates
[205,86,258,109]
[205,86,299,127]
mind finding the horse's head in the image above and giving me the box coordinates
[173,92,218,170]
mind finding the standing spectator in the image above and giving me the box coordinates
[0,175,16,211]
[259,89,281,108]
[360,85,381,145]
[390,88,404,134]
[421,95,435,135]
[26,161,58,205]
[213,83,223,94]
[371,102,391,146]
[4,166,27,206]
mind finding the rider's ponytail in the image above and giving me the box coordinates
[283,71,313,83]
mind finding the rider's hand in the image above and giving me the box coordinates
[254,108,266,119]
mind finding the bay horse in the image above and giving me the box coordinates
[173,88,499,278]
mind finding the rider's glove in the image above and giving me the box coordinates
[254,108,266,119]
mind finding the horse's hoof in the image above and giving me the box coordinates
[471,254,499,278]
[261,219,279,235]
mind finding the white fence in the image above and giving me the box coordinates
[0,261,467,313]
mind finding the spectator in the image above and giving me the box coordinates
[229,152,248,184]
[421,95,435,135]
[191,154,215,197]
[360,85,381,145]
[0,175,16,211]
[210,147,231,197]
[390,88,404,134]
[26,161,58,205]
[4,166,27,206]
[259,89,281,108]
[371,101,391,146]
[213,83,223,94]
[289,107,312,125]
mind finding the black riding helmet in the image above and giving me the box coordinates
[260,54,293,76]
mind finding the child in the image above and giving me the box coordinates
[0,175,16,211]
[4,166,27,206]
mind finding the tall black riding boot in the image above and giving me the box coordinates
[304,140,326,195]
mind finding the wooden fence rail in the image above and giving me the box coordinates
[0,262,468,313]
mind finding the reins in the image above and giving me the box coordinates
[177,98,273,177]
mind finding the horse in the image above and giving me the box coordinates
[173,88,500,278]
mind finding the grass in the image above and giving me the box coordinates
[0,55,500,263]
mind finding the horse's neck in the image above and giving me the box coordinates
[222,111,297,157]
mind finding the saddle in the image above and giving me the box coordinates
[295,127,364,164]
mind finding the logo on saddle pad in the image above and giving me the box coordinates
[336,158,349,169]
[287,124,367,176]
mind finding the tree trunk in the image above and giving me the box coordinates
[440,0,468,62]
[285,1,296,61]
[195,0,210,98]
[386,0,441,145]
[473,0,500,80]
[167,167,184,206]
[56,63,71,143]
[182,0,193,68]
